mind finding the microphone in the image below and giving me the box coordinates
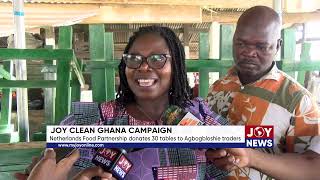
[91,106,202,179]
[91,148,133,180]
[162,105,203,126]
[153,106,206,180]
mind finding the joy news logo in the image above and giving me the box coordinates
[245,126,274,148]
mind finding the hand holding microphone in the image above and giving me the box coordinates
[91,106,202,180]
[91,148,133,180]
[162,105,203,126]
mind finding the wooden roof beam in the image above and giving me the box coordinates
[81,5,202,23]
[203,11,320,24]
[1,2,319,27]
[284,0,320,12]
[24,0,272,8]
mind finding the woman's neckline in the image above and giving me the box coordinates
[124,103,166,124]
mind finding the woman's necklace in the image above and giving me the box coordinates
[136,104,167,124]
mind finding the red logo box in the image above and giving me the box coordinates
[245,126,274,138]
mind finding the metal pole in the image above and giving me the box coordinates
[13,0,29,142]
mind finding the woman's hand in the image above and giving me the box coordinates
[24,148,115,180]
[72,166,115,180]
[205,148,252,171]
[27,148,80,180]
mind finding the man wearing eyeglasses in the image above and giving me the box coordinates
[206,6,320,180]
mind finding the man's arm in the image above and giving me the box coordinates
[250,149,320,180]
[206,148,320,180]
[207,93,320,180]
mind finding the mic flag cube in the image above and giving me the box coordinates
[177,112,203,126]
[162,106,187,125]
[112,154,133,179]
[92,148,133,180]
[162,105,203,126]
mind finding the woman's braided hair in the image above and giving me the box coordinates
[116,25,192,108]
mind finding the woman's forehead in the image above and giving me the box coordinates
[129,34,170,54]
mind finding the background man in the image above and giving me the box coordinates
[206,6,320,180]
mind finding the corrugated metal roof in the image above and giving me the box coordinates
[209,8,247,12]
[0,0,79,4]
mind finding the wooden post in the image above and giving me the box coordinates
[208,22,221,86]
[32,44,56,141]
[281,28,296,78]
[105,31,115,101]
[199,32,209,98]
[71,68,81,102]
[70,32,83,102]
[209,22,220,59]
[219,24,235,77]
[183,25,191,59]
[89,24,107,103]
[43,27,56,124]
[0,61,18,143]
[55,26,72,124]
[297,42,311,85]
[0,62,12,128]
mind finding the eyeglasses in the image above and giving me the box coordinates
[234,39,281,55]
[122,54,171,69]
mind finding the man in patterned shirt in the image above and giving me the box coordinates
[206,6,320,180]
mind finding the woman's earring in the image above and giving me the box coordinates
[169,88,173,96]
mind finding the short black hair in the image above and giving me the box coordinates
[116,25,192,108]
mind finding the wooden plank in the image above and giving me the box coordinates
[0,142,44,175]
[281,28,296,78]
[88,60,235,71]
[284,0,320,13]
[220,24,235,77]
[202,11,320,24]
[199,33,209,60]
[279,61,320,71]
[11,0,272,7]
[1,2,320,35]
[186,60,234,71]
[55,26,72,124]
[0,148,43,169]
[0,49,73,61]
[0,164,27,173]
[0,67,11,80]
[71,55,82,103]
[88,59,320,72]
[0,61,12,137]
[71,72,81,103]
[88,60,119,69]
[297,43,311,85]
[82,5,202,23]
[199,32,210,98]
[0,141,46,150]
[105,32,116,101]
[0,80,56,88]
[90,24,107,103]
[71,56,85,88]
[43,45,56,126]
[220,25,234,60]
[0,88,12,126]
[0,3,99,13]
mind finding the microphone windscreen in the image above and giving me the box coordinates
[92,148,132,180]
[162,106,187,125]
